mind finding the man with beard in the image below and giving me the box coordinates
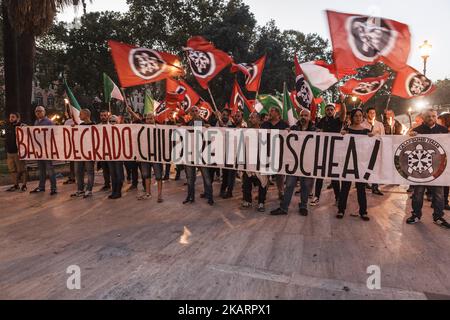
[107,115,125,199]
[70,109,96,199]
[97,110,111,191]
[30,106,57,196]
[310,95,347,207]
[383,109,403,135]
[362,107,385,196]
[407,109,450,229]
[241,112,268,212]
[261,107,289,200]
[5,112,27,192]
[183,106,214,206]
[270,110,316,216]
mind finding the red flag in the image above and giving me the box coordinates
[391,66,436,99]
[230,80,252,116]
[326,10,411,76]
[340,73,389,103]
[155,102,171,124]
[108,40,184,88]
[197,101,213,122]
[231,55,266,92]
[166,78,201,113]
[184,36,233,89]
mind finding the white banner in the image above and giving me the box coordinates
[16,124,450,186]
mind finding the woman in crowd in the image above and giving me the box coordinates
[337,108,375,221]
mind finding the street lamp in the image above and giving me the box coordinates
[419,40,432,76]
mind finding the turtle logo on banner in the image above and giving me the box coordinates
[353,79,384,95]
[295,74,313,109]
[186,50,216,78]
[394,137,447,183]
[346,16,397,62]
[407,74,433,97]
[129,48,165,80]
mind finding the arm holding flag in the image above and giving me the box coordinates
[339,93,347,123]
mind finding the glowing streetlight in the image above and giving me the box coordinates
[415,100,427,111]
[419,40,432,76]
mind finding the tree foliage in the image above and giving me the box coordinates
[34,0,331,109]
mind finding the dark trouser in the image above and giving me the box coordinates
[220,169,236,195]
[281,176,314,212]
[412,186,444,220]
[38,160,57,191]
[99,162,110,187]
[444,187,449,206]
[109,161,124,197]
[315,179,340,200]
[175,165,184,179]
[164,163,171,178]
[242,173,267,204]
[372,183,380,191]
[68,162,75,180]
[338,181,367,216]
[75,161,95,192]
[125,161,138,186]
[185,166,213,201]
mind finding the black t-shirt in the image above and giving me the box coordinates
[5,122,23,154]
[347,128,370,135]
[413,124,449,135]
[317,116,343,133]
[261,120,289,130]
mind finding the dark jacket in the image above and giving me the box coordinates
[383,119,403,135]
[290,121,316,132]
[5,121,23,154]
[413,123,449,135]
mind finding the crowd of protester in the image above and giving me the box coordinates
[3,99,450,230]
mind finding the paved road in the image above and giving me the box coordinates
[1,172,449,300]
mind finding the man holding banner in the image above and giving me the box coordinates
[407,109,450,229]
[311,97,347,207]
[271,109,316,216]
[29,106,57,196]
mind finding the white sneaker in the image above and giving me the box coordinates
[83,191,93,198]
[241,201,251,208]
[310,197,320,206]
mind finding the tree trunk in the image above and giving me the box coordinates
[2,2,35,124]
[2,1,20,119]
[17,32,35,124]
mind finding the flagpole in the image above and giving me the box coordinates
[207,87,219,113]
[385,94,392,112]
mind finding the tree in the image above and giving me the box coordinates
[32,0,331,112]
[2,0,88,124]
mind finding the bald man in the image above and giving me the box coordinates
[30,106,57,195]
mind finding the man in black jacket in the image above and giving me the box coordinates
[5,112,27,192]
[270,110,316,216]
[407,108,450,229]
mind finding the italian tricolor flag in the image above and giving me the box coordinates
[103,73,124,103]
[63,78,81,125]
[282,83,298,126]
[300,60,338,92]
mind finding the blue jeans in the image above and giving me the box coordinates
[281,176,314,212]
[185,166,213,201]
[412,186,444,220]
[75,161,95,192]
[38,160,57,191]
